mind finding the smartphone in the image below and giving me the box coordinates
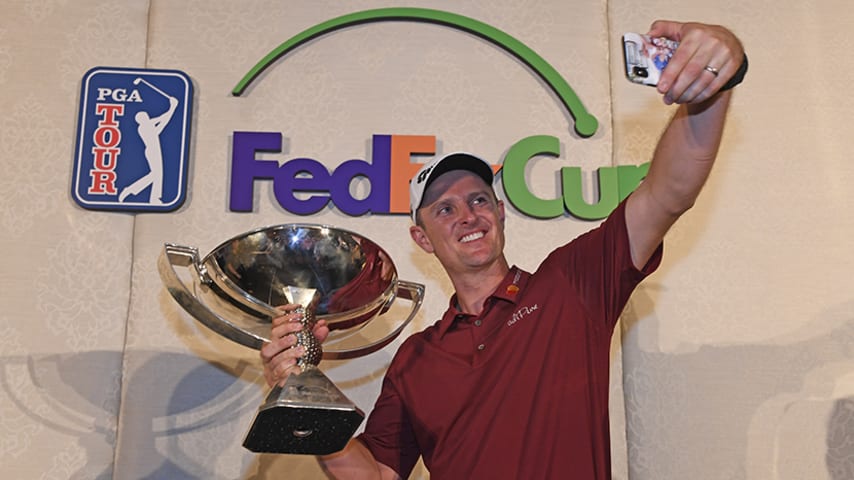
[622,32,679,86]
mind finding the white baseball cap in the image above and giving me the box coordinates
[409,152,495,223]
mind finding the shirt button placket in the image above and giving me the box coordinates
[473,317,485,357]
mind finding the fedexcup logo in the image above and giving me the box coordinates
[72,67,193,212]
[228,8,649,220]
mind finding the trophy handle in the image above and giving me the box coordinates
[158,243,271,350]
[321,280,424,360]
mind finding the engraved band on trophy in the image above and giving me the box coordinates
[157,224,424,455]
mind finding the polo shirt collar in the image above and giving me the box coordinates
[437,266,531,338]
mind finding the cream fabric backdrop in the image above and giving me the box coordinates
[0,1,851,479]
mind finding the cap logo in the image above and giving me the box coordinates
[416,166,433,184]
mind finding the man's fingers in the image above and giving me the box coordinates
[262,344,306,386]
[648,20,683,41]
[271,308,306,343]
[668,57,716,104]
[271,307,303,326]
[274,346,305,379]
[312,319,330,343]
[260,333,296,363]
[271,304,304,327]
[271,321,304,343]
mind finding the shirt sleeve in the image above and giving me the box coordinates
[355,359,421,478]
[541,198,662,332]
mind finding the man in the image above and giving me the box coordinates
[261,20,745,479]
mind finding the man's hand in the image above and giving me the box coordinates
[260,304,330,387]
[650,21,744,105]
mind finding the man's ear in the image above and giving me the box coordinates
[409,225,435,254]
[498,199,506,224]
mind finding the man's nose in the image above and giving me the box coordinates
[458,204,476,224]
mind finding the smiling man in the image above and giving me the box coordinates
[262,19,747,480]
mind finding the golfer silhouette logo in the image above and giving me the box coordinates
[72,67,193,212]
[118,78,179,204]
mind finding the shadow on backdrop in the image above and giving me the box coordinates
[1,350,262,480]
[619,292,854,479]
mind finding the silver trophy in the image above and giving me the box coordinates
[158,225,424,455]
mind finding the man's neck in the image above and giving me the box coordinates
[448,258,510,315]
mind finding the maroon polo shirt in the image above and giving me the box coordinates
[357,200,661,479]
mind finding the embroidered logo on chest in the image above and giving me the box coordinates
[507,304,539,327]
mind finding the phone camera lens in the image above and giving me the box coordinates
[633,66,648,78]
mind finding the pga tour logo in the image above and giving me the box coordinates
[72,67,193,211]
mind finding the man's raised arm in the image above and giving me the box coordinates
[625,20,746,268]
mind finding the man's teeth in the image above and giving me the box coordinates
[460,232,485,243]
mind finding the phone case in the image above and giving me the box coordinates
[622,32,679,86]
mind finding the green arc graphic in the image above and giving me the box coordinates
[232,7,598,137]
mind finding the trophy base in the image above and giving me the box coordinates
[243,368,365,455]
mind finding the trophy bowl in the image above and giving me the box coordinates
[158,224,424,455]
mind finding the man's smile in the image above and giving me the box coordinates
[459,231,486,243]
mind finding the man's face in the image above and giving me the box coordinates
[410,170,506,275]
